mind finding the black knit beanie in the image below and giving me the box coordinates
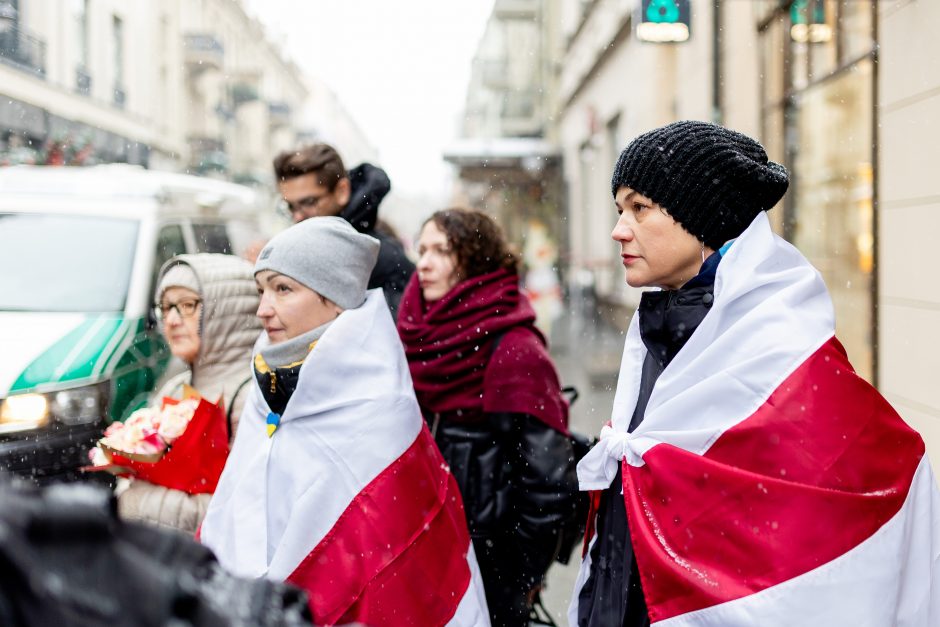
[611,121,789,250]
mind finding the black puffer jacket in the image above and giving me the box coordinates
[432,410,578,627]
[577,253,720,627]
[340,163,415,316]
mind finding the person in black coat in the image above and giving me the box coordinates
[397,208,579,627]
[577,254,720,627]
[272,144,415,316]
[575,121,790,626]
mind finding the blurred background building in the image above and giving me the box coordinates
[444,0,567,265]
[178,0,307,182]
[450,0,940,465]
[2,0,937,465]
[0,0,374,189]
[298,75,379,168]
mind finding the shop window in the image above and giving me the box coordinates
[790,36,810,91]
[760,15,786,108]
[758,1,876,382]
[755,0,781,23]
[792,60,873,381]
[839,1,874,61]
[808,1,838,81]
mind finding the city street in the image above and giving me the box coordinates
[3,1,940,625]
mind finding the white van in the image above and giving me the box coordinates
[0,164,272,482]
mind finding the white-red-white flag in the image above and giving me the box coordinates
[200,291,490,626]
[572,213,940,626]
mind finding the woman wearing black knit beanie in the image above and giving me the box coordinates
[570,121,939,627]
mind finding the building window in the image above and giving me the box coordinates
[112,15,125,106]
[758,0,877,382]
[72,0,88,67]
[72,0,90,94]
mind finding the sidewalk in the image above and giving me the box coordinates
[538,302,629,622]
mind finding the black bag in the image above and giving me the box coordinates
[488,331,597,567]
[0,477,312,627]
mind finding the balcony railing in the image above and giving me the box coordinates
[75,66,92,95]
[503,90,537,120]
[184,33,224,72]
[267,101,292,127]
[188,135,228,174]
[231,82,259,107]
[479,58,508,90]
[113,84,126,109]
[0,25,47,78]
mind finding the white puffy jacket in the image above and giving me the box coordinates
[118,253,261,533]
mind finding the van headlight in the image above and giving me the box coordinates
[0,394,50,433]
[0,382,109,433]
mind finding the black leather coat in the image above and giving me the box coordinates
[431,409,579,627]
[577,253,720,627]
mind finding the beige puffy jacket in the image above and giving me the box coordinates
[117,253,261,533]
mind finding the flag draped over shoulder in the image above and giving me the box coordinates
[572,212,940,626]
[200,291,490,627]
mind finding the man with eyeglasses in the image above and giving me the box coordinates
[272,144,415,317]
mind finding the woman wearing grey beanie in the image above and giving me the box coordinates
[118,253,261,533]
[200,217,490,625]
[571,121,938,626]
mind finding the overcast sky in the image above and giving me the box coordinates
[245,1,495,199]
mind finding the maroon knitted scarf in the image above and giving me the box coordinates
[397,268,567,433]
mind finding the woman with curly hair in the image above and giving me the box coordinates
[397,208,580,627]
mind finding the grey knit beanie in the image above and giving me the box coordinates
[254,216,380,310]
[611,121,789,250]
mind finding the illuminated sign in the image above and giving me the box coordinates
[636,0,691,43]
[790,0,832,43]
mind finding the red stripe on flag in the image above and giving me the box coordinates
[624,337,925,623]
[583,490,602,559]
[336,474,473,627]
[287,425,472,626]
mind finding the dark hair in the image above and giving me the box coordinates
[272,143,346,191]
[426,208,520,280]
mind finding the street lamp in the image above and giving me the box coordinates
[0,2,17,35]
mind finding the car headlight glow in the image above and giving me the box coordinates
[0,393,50,433]
[0,381,109,433]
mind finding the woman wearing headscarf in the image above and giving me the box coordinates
[117,253,260,533]
[200,217,489,626]
[571,121,940,626]
[397,208,580,627]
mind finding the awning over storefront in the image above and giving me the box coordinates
[443,137,560,170]
[0,97,150,166]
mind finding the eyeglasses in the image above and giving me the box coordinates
[154,299,202,321]
[277,193,330,218]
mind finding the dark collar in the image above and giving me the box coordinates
[638,252,720,367]
[684,250,721,289]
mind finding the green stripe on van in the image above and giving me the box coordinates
[11,316,124,392]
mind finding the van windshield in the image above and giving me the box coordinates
[0,213,139,312]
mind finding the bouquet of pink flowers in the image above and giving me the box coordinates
[86,386,230,494]
[93,399,200,463]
